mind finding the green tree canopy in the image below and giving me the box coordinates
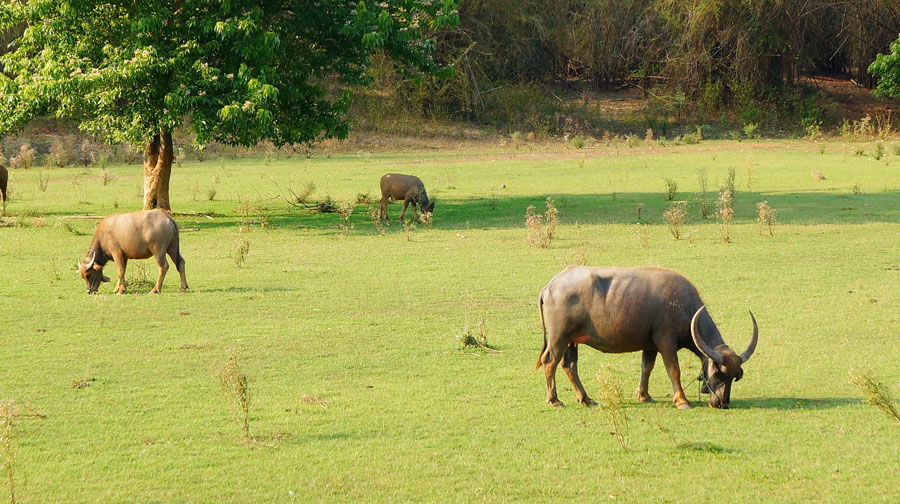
[0,0,458,209]
[870,35,900,99]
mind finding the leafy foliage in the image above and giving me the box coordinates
[0,0,459,148]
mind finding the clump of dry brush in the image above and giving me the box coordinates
[217,351,254,444]
[525,197,559,248]
[756,200,776,237]
[850,367,900,425]
[663,201,687,240]
[596,366,629,451]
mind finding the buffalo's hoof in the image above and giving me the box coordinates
[579,398,598,407]
[675,402,694,410]
[180,288,188,293]
[149,289,159,294]
[637,395,655,403]
[549,400,565,407]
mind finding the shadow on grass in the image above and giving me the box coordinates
[165,189,900,233]
[736,397,861,410]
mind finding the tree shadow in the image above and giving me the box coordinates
[736,397,861,410]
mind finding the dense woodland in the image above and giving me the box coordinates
[361,0,900,134]
[4,0,900,156]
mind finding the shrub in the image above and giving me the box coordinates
[875,142,884,160]
[596,367,629,451]
[367,206,385,235]
[663,201,687,240]
[337,200,354,235]
[525,197,559,248]
[571,135,585,149]
[233,238,250,268]
[697,169,712,219]
[717,190,735,243]
[664,178,677,201]
[216,351,254,444]
[756,200,776,237]
[850,367,900,425]
[37,171,49,192]
[743,122,759,139]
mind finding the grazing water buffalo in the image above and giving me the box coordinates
[537,266,758,409]
[1,164,7,212]
[77,209,187,294]
[378,173,435,222]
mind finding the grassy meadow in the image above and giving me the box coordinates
[1,139,900,502]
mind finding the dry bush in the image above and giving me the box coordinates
[636,203,644,221]
[663,201,687,240]
[633,223,650,248]
[420,211,433,230]
[697,169,712,219]
[664,178,678,201]
[100,169,112,187]
[850,367,900,425]
[337,200,354,235]
[49,138,67,167]
[525,197,559,248]
[720,167,736,196]
[17,144,35,169]
[37,171,48,192]
[233,238,250,268]
[367,206,385,235]
[756,200,776,237]
[596,366,629,451]
[0,399,19,503]
[402,218,416,241]
[216,351,254,444]
[717,190,735,243]
[236,196,260,232]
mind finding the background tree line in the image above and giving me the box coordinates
[361,0,900,134]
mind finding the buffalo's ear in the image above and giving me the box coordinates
[101,275,111,283]
[735,368,744,382]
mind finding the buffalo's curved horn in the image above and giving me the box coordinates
[739,310,759,363]
[84,251,96,270]
[691,305,725,365]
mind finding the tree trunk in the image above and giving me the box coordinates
[143,131,173,211]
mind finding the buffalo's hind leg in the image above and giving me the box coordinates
[113,255,127,294]
[167,245,187,292]
[636,349,657,403]
[541,337,571,407]
[150,250,169,294]
[562,345,597,406]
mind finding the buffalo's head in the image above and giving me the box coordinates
[424,198,435,214]
[77,252,110,294]
[691,306,758,409]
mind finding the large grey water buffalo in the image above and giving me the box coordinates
[0,164,7,212]
[537,266,758,409]
[77,209,187,294]
[378,173,435,222]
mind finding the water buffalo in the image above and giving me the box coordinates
[77,209,187,294]
[537,266,758,409]
[0,164,7,212]
[378,173,435,222]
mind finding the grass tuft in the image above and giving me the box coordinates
[849,367,900,425]
[596,366,629,451]
[216,351,254,444]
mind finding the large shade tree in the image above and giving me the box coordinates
[0,0,458,210]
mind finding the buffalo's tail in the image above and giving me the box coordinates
[169,215,186,270]
[536,289,548,370]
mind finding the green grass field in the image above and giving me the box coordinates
[1,139,899,502]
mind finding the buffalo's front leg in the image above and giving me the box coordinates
[398,198,411,221]
[150,253,169,294]
[562,345,596,406]
[658,342,693,409]
[636,349,657,403]
[113,257,127,294]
